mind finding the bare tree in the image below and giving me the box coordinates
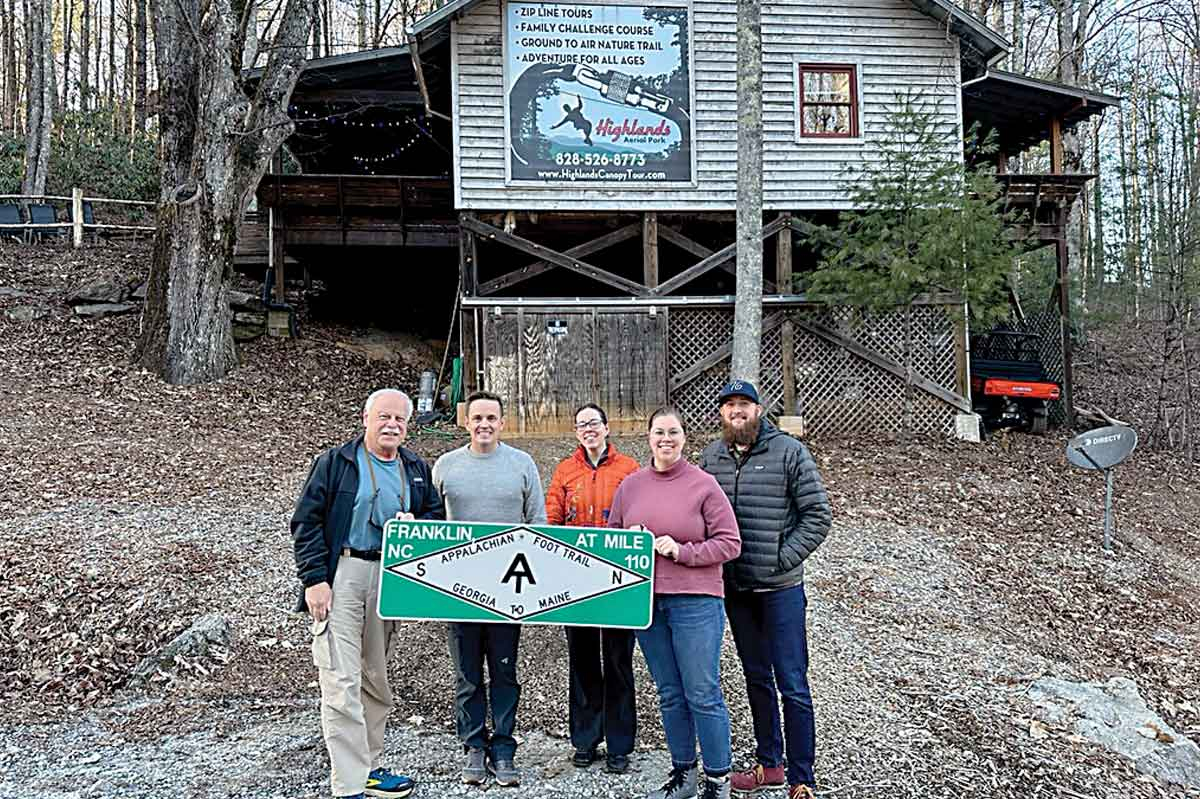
[22,0,52,195]
[81,0,91,109]
[1,0,17,132]
[732,0,763,384]
[62,0,74,107]
[135,0,314,383]
[134,0,147,129]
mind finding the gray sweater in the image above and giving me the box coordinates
[432,443,548,525]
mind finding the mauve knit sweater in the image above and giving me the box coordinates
[608,458,741,598]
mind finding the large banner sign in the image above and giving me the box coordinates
[504,0,693,184]
[378,519,655,628]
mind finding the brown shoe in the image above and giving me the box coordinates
[788,785,816,799]
[731,764,785,794]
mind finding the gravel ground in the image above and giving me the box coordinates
[1,241,1198,798]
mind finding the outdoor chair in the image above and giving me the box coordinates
[26,203,62,244]
[0,204,23,244]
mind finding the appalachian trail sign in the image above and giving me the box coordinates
[377,520,655,628]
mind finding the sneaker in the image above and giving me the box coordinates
[573,748,597,768]
[605,753,631,774]
[788,785,816,799]
[365,767,414,798]
[702,776,732,799]
[462,747,487,785]
[648,763,699,799]
[731,764,786,795]
[489,758,520,787]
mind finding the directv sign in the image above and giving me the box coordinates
[377,520,654,628]
[1065,424,1138,551]
[1066,425,1138,470]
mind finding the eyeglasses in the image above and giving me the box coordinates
[574,419,604,431]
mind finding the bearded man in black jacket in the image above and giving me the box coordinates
[699,380,832,799]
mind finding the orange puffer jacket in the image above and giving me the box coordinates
[545,443,640,528]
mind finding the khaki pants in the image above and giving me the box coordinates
[311,555,396,797]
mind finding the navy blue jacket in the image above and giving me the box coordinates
[290,435,445,612]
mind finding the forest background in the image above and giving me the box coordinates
[0,0,1197,453]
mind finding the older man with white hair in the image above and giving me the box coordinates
[292,388,445,799]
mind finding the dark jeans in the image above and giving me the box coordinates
[725,583,816,787]
[566,626,637,757]
[448,622,522,760]
[636,595,732,776]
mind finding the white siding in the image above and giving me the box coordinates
[452,0,963,210]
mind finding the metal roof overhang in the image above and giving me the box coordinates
[412,0,1009,74]
[962,70,1121,156]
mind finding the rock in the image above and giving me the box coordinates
[233,324,264,342]
[1030,676,1200,788]
[5,305,48,323]
[67,277,130,305]
[227,289,265,313]
[131,282,148,300]
[72,302,139,318]
[129,614,232,685]
[233,311,266,325]
[0,287,35,299]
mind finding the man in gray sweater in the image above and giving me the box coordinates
[432,391,547,789]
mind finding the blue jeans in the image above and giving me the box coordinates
[636,595,732,776]
[725,583,816,787]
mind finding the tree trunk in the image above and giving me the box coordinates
[1091,115,1105,300]
[137,0,313,384]
[62,0,74,108]
[1011,0,1024,72]
[134,0,147,130]
[81,0,91,109]
[21,0,52,195]
[1,0,14,132]
[108,0,116,101]
[731,0,763,384]
[356,0,366,49]
[311,0,321,59]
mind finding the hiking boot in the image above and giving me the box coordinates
[462,747,487,785]
[648,763,698,799]
[489,758,520,787]
[702,775,732,799]
[364,767,414,798]
[572,748,597,768]
[605,753,631,774]
[788,785,816,799]
[731,764,785,795]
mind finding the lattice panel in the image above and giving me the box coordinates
[668,307,733,378]
[1011,307,1067,425]
[669,304,963,437]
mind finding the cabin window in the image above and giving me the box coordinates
[796,64,859,138]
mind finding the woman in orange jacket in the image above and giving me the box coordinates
[545,403,641,774]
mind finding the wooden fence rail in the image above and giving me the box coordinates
[0,189,156,246]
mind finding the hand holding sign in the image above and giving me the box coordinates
[653,535,680,560]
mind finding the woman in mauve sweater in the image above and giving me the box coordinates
[608,406,742,799]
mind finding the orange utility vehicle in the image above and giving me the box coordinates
[969,330,1061,434]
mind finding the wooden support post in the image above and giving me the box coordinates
[1049,116,1063,175]
[776,213,795,415]
[996,149,1007,175]
[1055,206,1075,426]
[460,308,479,395]
[643,212,659,289]
[460,212,478,296]
[71,187,84,248]
[271,207,286,304]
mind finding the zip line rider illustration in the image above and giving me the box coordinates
[551,94,594,146]
[508,63,691,168]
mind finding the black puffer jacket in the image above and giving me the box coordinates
[700,420,831,591]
